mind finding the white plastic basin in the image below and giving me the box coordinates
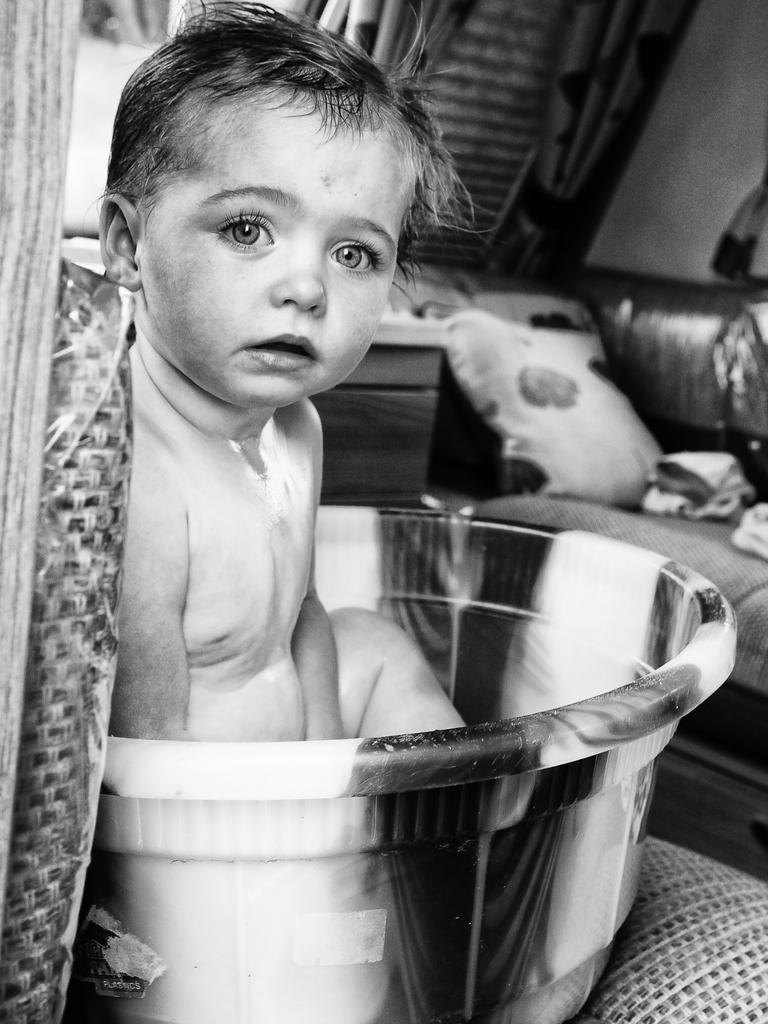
[70,506,736,1024]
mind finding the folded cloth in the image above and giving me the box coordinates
[642,451,755,520]
[732,503,768,559]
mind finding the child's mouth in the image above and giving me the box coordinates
[254,334,313,357]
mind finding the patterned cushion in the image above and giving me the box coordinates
[476,494,768,699]
[442,309,662,507]
[569,838,768,1023]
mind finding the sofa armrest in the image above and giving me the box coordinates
[574,268,768,498]
[573,268,747,430]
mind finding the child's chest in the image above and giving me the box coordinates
[180,442,316,656]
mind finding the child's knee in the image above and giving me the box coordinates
[330,606,407,659]
[331,605,463,734]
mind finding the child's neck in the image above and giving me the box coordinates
[133,331,274,443]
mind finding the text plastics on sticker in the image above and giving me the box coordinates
[73,905,167,999]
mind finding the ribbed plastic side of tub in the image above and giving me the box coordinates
[70,733,665,1024]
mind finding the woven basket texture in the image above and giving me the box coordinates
[0,261,131,1023]
[571,837,768,1023]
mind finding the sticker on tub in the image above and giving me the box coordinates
[292,908,387,966]
[72,906,167,998]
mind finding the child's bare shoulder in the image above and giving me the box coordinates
[120,417,189,624]
[276,397,321,435]
[273,400,323,505]
[275,398,322,456]
[131,403,187,494]
[127,398,190,570]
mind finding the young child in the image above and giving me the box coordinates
[101,1,465,742]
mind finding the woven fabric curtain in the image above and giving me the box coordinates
[310,0,477,68]
[485,0,699,277]
[164,0,475,65]
[0,266,131,1023]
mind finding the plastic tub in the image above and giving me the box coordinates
[70,506,736,1024]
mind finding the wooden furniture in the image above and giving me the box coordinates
[316,317,445,505]
[650,671,768,881]
[649,734,768,881]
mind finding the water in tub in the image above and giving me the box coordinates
[501,530,664,716]
[319,507,664,720]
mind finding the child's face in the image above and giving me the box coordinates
[124,101,412,420]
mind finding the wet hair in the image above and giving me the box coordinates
[105,1,464,268]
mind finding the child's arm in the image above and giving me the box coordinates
[291,585,344,740]
[111,456,192,740]
[285,398,344,739]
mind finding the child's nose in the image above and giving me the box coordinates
[268,268,326,316]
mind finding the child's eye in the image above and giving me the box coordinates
[332,243,380,271]
[220,214,273,250]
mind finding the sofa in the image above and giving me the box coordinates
[390,265,768,872]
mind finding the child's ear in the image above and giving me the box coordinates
[100,196,144,292]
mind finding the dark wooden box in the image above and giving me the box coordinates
[315,325,445,505]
